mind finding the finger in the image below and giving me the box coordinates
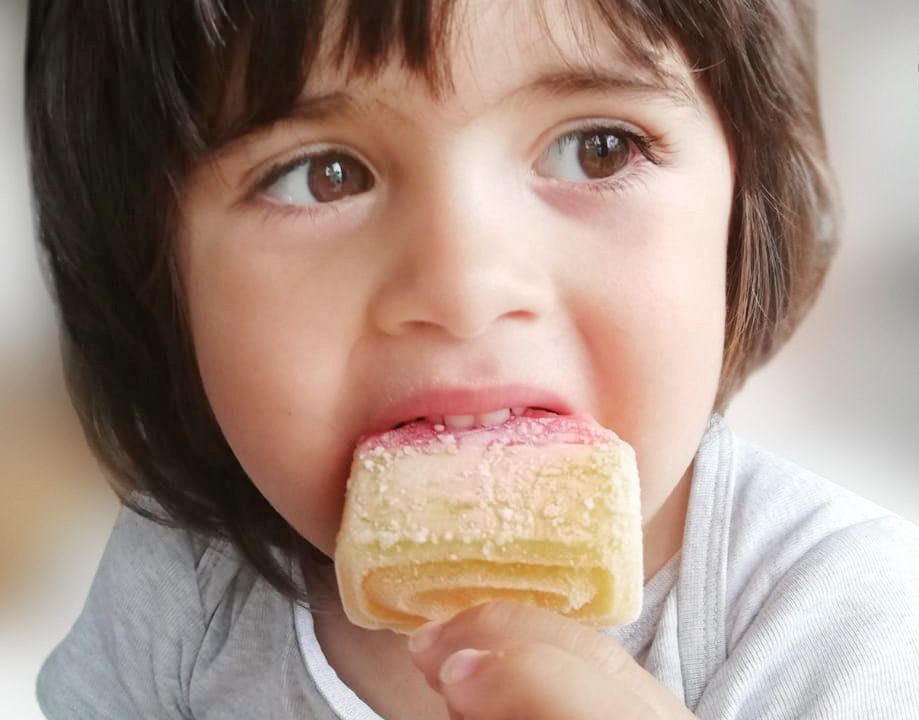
[408,600,634,689]
[436,642,658,720]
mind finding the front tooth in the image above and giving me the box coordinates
[476,408,511,427]
[443,414,476,430]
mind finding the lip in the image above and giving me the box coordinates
[367,384,576,436]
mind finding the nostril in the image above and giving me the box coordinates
[505,309,538,322]
[370,258,555,341]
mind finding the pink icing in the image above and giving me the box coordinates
[355,410,620,454]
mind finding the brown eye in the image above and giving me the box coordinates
[537,128,633,182]
[265,150,374,206]
[578,132,629,179]
[307,152,374,202]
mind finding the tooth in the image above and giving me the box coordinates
[511,407,525,416]
[476,409,511,427]
[443,414,476,430]
[425,415,444,425]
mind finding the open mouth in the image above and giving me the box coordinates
[393,407,561,431]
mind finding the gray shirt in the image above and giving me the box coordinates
[37,416,919,718]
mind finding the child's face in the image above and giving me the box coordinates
[178,0,733,569]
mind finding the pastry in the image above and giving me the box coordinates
[334,411,643,633]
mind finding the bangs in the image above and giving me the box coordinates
[181,0,455,150]
[165,0,681,155]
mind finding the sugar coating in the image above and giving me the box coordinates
[358,412,619,452]
[348,441,631,550]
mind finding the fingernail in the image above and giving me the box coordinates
[408,620,444,653]
[440,648,489,685]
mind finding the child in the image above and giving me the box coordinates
[27,0,919,718]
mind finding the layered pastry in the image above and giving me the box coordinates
[334,410,643,633]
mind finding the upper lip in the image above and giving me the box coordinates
[367,384,575,435]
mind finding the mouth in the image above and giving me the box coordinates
[392,406,562,432]
[366,385,576,438]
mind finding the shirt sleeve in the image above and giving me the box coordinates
[36,504,207,719]
[696,515,919,719]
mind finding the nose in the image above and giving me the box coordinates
[370,183,556,340]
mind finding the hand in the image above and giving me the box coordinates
[408,600,697,720]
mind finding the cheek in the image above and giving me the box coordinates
[179,231,366,553]
[584,228,726,424]
[569,174,730,516]
[580,177,728,360]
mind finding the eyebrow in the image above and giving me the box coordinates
[304,66,697,118]
[513,66,698,109]
[218,65,697,153]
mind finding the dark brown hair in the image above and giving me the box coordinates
[25,0,836,601]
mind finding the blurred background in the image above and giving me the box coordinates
[1,1,917,716]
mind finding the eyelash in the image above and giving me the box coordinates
[247,123,665,221]
[537,124,665,194]
[254,196,340,226]
[247,147,356,223]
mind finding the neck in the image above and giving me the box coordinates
[643,463,692,580]
[310,565,451,720]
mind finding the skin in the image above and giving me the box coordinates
[178,1,732,716]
